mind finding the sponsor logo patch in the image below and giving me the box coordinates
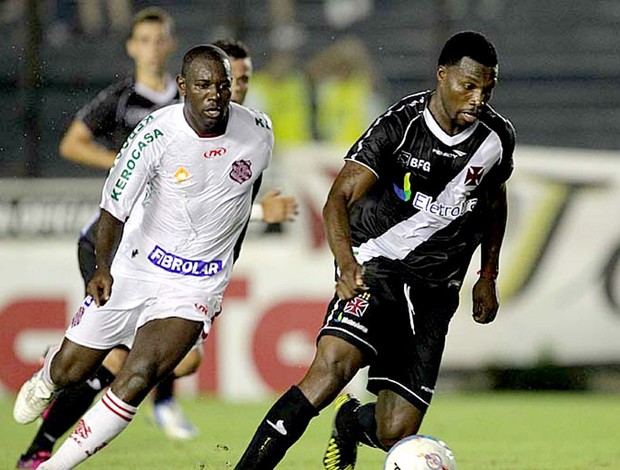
[432,148,466,158]
[412,191,477,219]
[397,150,431,172]
[110,119,163,201]
[335,313,369,333]
[393,172,412,201]
[148,245,222,277]
[229,159,252,184]
[175,166,190,182]
[204,147,227,159]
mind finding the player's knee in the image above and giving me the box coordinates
[50,351,91,388]
[113,368,153,403]
[113,358,161,403]
[375,412,421,450]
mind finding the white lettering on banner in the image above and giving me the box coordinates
[0,200,99,237]
[2,146,620,399]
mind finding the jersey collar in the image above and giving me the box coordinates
[423,106,479,147]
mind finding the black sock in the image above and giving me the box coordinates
[355,403,383,449]
[153,374,175,403]
[235,386,318,470]
[23,365,115,455]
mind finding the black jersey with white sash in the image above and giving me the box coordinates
[345,90,515,288]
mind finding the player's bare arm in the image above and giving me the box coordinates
[323,161,376,300]
[473,182,508,324]
[87,209,125,306]
[59,120,117,170]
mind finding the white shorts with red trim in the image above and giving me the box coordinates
[65,275,221,350]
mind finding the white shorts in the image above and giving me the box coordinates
[65,276,221,350]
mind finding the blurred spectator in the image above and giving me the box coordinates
[306,36,382,145]
[76,0,132,37]
[323,0,373,29]
[246,49,313,145]
[243,0,312,145]
[247,0,380,146]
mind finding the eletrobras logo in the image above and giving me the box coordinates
[412,191,477,219]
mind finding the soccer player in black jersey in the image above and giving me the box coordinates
[235,31,515,470]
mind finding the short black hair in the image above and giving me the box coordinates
[212,38,251,60]
[181,44,229,77]
[438,31,497,68]
[130,7,174,38]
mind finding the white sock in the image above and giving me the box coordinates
[38,389,137,469]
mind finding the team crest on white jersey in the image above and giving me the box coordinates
[230,159,252,184]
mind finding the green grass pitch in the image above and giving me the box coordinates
[1,391,620,469]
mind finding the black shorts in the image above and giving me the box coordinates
[77,219,98,290]
[318,261,460,412]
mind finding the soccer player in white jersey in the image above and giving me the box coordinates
[13,44,274,469]
[17,32,298,470]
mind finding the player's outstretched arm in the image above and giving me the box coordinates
[473,183,508,324]
[59,120,117,170]
[258,189,298,223]
[87,209,124,306]
[323,161,376,300]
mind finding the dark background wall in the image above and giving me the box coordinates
[1,0,619,178]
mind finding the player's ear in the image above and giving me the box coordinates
[176,74,186,96]
[436,65,447,83]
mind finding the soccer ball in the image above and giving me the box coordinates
[384,435,457,470]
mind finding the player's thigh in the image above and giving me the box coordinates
[375,389,425,449]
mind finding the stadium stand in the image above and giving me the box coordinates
[2,0,620,177]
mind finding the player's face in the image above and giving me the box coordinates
[177,56,232,135]
[126,21,176,74]
[433,56,497,135]
[230,57,253,105]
